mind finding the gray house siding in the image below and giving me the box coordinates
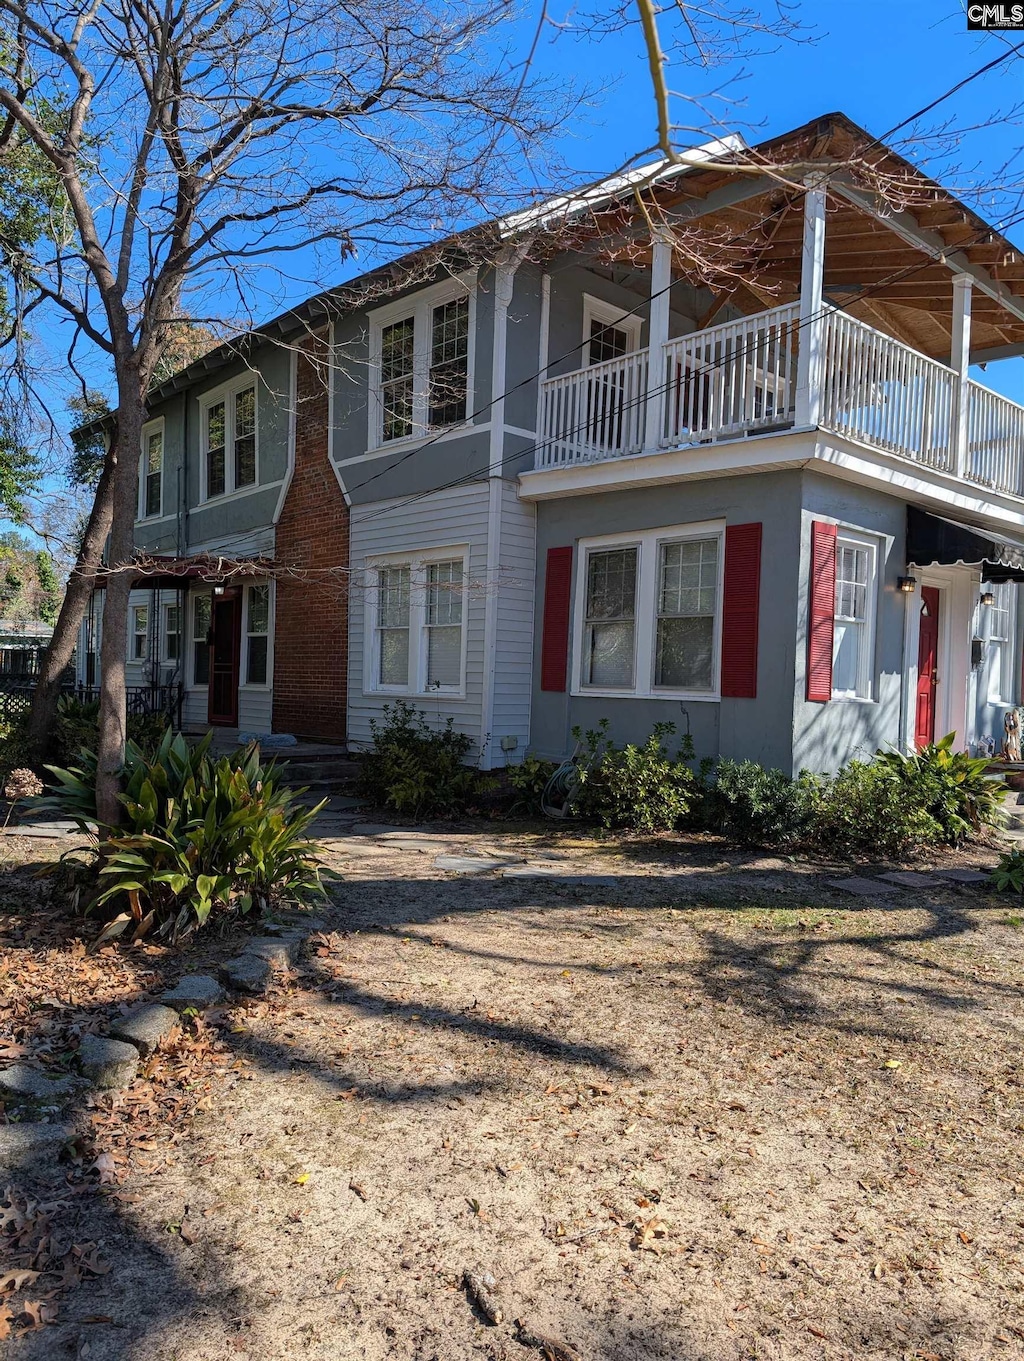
[530,471,805,772]
[491,484,537,760]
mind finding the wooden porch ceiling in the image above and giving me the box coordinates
[573,113,1024,364]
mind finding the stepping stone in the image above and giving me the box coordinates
[350,823,404,837]
[220,954,274,995]
[828,876,899,897]
[434,855,511,875]
[161,974,225,1011]
[110,1004,180,1057]
[935,868,992,885]
[77,1035,139,1090]
[878,871,936,889]
[3,819,81,837]
[0,1123,75,1170]
[242,935,302,968]
[0,1063,83,1106]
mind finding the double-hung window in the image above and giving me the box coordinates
[130,605,149,662]
[245,583,271,686]
[575,523,724,697]
[984,580,1016,704]
[202,380,257,500]
[369,552,467,694]
[164,604,181,663]
[140,420,163,519]
[370,281,473,448]
[831,533,877,700]
[192,595,211,686]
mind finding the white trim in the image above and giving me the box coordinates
[161,599,183,666]
[363,545,470,699]
[197,372,260,503]
[187,589,212,691]
[273,346,299,525]
[570,520,726,701]
[129,603,149,662]
[137,416,165,523]
[240,579,274,691]
[325,321,351,507]
[907,565,977,750]
[367,272,477,452]
[535,271,551,437]
[582,293,643,365]
[830,529,879,702]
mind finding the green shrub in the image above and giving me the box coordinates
[992,847,1024,894]
[504,756,558,816]
[871,734,1004,845]
[358,700,482,818]
[0,715,33,783]
[55,695,166,766]
[571,719,694,833]
[40,729,327,940]
[703,759,812,846]
[808,758,941,858]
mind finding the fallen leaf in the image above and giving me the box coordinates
[294,1173,310,1186]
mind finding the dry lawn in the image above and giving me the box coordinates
[2,826,1024,1361]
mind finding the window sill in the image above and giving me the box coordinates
[364,421,477,459]
[197,479,278,508]
[829,693,876,704]
[366,687,468,701]
[572,688,720,702]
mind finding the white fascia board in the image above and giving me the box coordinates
[517,426,1024,537]
[499,135,747,238]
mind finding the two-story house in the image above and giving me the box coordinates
[79,111,1024,774]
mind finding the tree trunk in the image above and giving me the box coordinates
[95,390,143,828]
[25,454,116,764]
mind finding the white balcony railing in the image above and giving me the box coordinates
[663,302,800,445]
[536,300,1024,499]
[820,309,957,473]
[536,348,648,468]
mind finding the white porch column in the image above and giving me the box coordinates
[795,180,827,429]
[951,274,973,479]
[644,232,673,449]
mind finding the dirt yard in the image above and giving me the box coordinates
[2,823,1024,1361]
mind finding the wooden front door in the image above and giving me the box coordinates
[208,592,241,727]
[915,585,941,750]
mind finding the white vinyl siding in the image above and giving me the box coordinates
[491,484,536,756]
[349,483,490,753]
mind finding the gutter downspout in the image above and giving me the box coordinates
[480,241,532,770]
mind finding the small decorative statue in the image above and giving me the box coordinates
[1003,708,1022,763]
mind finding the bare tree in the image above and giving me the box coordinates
[0,0,569,822]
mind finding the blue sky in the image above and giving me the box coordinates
[19,0,1024,544]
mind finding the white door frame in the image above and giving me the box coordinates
[901,564,978,751]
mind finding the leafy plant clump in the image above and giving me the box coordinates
[55,694,166,767]
[358,700,483,819]
[992,847,1024,894]
[701,759,814,847]
[504,756,558,816]
[571,719,695,833]
[41,729,327,941]
[870,734,1005,845]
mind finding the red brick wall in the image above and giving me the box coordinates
[272,332,349,741]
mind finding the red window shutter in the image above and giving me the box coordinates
[806,520,837,702]
[721,522,762,698]
[540,546,573,692]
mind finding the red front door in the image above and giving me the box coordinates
[915,586,940,750]
[208,592,241,727]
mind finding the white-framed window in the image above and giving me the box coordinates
[582,294,643,367]
[983,580,1016,705]
[199,377,257,501]
[163,602,181,663]
[366,549,468,695]
[368,278,475,449]
[832,532,878,701]
[130,605,149,661]
[139,419,164,519]
[191,594,211,686]
[572,522,724,699]
[243,582,271,687]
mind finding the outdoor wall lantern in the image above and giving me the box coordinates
[212,583,226,597]
[898,575,917,594]
[980,589,996,607]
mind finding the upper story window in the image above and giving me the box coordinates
[582,295,642,367]
[201,378,258,501]
[983,580,1016,704]
[139,419,164,520]
[574,522,723,699]
[831,533,878,701]
[370,279,474,449]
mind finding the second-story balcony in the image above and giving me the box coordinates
[537,300,1024,499]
